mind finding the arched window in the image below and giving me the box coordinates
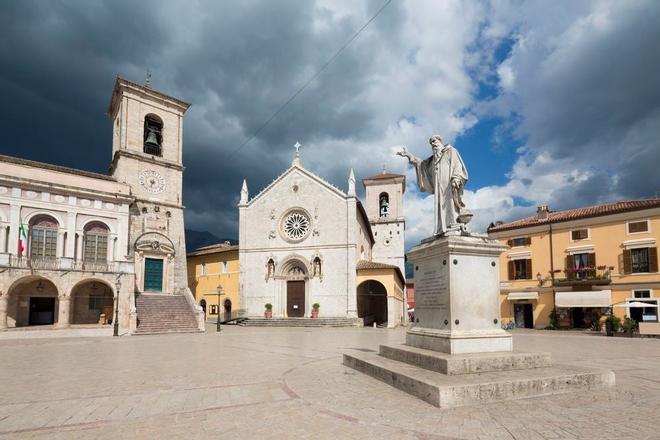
[83,222,109,263]
[29,216,58,259]
[379,192,390,218]
[143,114,163,156]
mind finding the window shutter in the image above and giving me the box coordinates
[507,239,513,247]
[565,256,574,280]
[525,259,533,280]
[649,247,658,273]
[526,237,532,246]
[623,250,632,274]
[587,253,596,267]
[508,261,514,280]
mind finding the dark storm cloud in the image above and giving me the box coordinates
[0,0,408,239]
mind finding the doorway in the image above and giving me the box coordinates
[287,281,305,317]
[29,297,56,325]
[144,258,163,292]
[224,299,232,321]
[514,303,534,329]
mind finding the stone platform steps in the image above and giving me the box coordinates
[134,294,203,335]
[243,317,361,328]
[344,344,614,408]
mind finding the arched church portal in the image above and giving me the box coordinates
[279,259,308,318]
[357,280,388,326]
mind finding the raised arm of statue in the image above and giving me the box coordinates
[396,146,420,165]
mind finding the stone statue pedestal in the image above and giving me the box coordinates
[406,234,511,354]
[343,233,615,408]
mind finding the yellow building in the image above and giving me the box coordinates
[488,200,660,334]
[187,242,239,320]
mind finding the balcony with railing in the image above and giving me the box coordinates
[553,265,614,286]
[1,255,133,274]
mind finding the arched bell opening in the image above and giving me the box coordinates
[357,280,388,327]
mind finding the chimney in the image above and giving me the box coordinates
[536,205,549,220]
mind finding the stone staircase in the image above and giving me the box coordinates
[243,317,361,328]
[134,294,203,335]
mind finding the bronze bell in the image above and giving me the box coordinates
[144,130,160,148]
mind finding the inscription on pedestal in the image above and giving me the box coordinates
[416,265,448,310]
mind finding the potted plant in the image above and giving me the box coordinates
[264,303,273,319]
[311,303,320,319]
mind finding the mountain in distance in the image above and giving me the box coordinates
[185,229,237,253]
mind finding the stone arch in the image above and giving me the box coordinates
[80,218,115,234]
[70,279,115,325]
[276,254,311,278]
[134,231,175,255]
[6,276,60,327]
[357,280,388,326]
[24,211,64,227]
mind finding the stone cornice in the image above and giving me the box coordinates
[109,150,185,173]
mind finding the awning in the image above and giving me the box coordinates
[555,290,611,308]
[507,291,539,301]
[613,301,659,308]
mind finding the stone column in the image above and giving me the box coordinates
[0,225,7,253]
[8,203,20,256]
[55,295,71,328]
[0,294,8,330]
[66,212,76,258]
[75,231,84,261]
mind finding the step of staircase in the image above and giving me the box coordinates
[242,317,361,328]
[134,294,202,335]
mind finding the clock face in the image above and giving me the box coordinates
[139,170,166,194]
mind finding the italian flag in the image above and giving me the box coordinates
[18,224,27,257]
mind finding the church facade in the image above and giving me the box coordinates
[238,148,406,327]
[0,78,204,334]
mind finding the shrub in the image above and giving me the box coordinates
[622,316,636,333]
[589,310,602,331]
[265,303,273,310]
[605,315,622,332]
[312,303,320,310]
[549,309,559,329]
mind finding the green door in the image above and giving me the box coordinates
[144,258,163,292]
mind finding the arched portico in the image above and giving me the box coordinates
[357,280,388,327]
[71,279,114,325]
[3,276,60,328]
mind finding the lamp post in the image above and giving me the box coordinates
[216,285,224,333]
[113,276,121,337]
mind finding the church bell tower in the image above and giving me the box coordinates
[107,77,191,295]
[363,169,406,277]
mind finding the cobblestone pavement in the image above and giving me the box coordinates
[0,326,659,439]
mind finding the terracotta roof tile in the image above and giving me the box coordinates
[187,243,239,257]
[488,199,660,233]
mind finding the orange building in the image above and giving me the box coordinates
[488,200,660,335]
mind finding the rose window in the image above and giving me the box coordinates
[283,211,310,241]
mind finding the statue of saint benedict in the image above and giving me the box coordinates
[397,135,473,236]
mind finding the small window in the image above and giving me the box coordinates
[571,229,588,241]
[222,261,228,273]
[200,263,206,276]
[511,237,530,247]
[631,248,650,273]
[628,220,649,234]
[634,290,651,299]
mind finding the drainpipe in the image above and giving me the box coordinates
[549,223,557,323]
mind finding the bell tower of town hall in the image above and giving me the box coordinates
[107,77,191,295]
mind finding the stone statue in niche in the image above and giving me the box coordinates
[397,135,472,235]
[313,257,322,278]
[267,259,275,279]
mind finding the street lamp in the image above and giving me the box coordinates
[216,285,224,333]
[114,276,121,337]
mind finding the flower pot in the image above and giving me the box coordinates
[264,310,272,319]
[311,310,319,319]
